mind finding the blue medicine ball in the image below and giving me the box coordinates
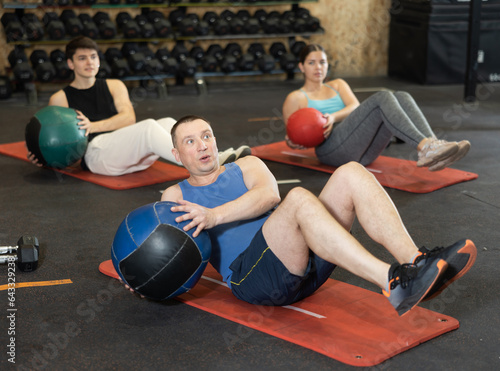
[111,201,212,301]
[25,106,87,169]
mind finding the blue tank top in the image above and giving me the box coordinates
[178,163,271,286]
[301,84,346,115]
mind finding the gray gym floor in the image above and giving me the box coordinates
[0,76,499,370]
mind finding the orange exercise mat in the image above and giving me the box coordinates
[0,141,189,190]
[252,141,478,193]
[99,260,459,367]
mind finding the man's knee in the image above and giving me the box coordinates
[283,187,316,207]
[136,118,159,130]
[332,161,374,185]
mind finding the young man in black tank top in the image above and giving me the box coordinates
[28,36,249,176]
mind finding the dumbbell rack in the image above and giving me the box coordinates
[1,0,323,100]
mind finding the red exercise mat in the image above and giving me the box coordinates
[0,141,189,190]
[252,141,478,193]
[99,260,459,367]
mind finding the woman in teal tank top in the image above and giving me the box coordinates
[282,44,470,172]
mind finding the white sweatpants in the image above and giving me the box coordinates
[83,117,180,176]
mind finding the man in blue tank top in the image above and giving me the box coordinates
[27,36,249,176]
[160,115,476,316]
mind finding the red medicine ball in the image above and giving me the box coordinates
[286,108,327,148]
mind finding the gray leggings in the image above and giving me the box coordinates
[315,91,435,166]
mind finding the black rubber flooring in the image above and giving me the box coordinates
[0,77,499,370]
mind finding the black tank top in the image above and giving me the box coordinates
[63,79,118,171]
[63,78,118,142]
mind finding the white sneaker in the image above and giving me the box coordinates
[218,148,236,165]
[428,140,471,171]
[234,145,252,160]
[417,139,458,167]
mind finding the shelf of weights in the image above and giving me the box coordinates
[1,0,322,96]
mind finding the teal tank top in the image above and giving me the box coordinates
[178,163,271,287]
[301,84,346,114]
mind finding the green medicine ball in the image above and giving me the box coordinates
[25,106,88,169]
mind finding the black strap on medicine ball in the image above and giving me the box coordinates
[25,116,47,166]
[119,223,202,300]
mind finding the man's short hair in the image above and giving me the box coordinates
[171,115,211,148]
[65,36,99,60]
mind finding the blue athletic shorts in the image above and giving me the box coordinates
[228,227,337,306]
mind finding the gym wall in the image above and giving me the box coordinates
[0,0,392,82]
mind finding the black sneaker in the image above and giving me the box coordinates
[413,239,477,301]
[383,258,448,316]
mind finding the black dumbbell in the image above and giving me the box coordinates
[172,43,190,62]
[292,8,311,33]
[201,53,217,73]
[236,10,251,22]
[203,11,218,27]
[220,10,235,23]
[116,12,140,39]
[179,13,201,37]
[8,48,34,82]
[2,13,25,42]
[279,53,298,73]
[213,17,229,36]
[243,17,260,35]
[162,58,179,75]
[295,7,311,20]
[139,46,163,74]
[189,46,205,64]
[207,44,224,61]
[0,235,39,272]
[121,43,145,72]
[269,42,297,73]
[96,60,112,79]
[220,55,236,73]
[179,57,197,77]
[248,43,275,73]
[155,47,179,75]
[291,41,307,57]
[172,43,197,77]
[208,43,235,73]
[270,42,287,59]
[135,14,155,38]
[0,76,13,100]
[93,11,117,39]
[254,9,267,24]
[169,8,185,27]
[21,13,44,41]
[221,10,244,35]
[261,17,279,34]
[43,12,66,40]
[105,48,130,78]
[30,50,56,82]
[147,10,172,38]
[50,49,72,80]
[78,14,100,39]
[248,43,265,59]
[294,7,321,32]
[225,42,242,59]
[238,52,255,72]
[155,47,170,62]
[60,10,84,37]
[306,16,321,32]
